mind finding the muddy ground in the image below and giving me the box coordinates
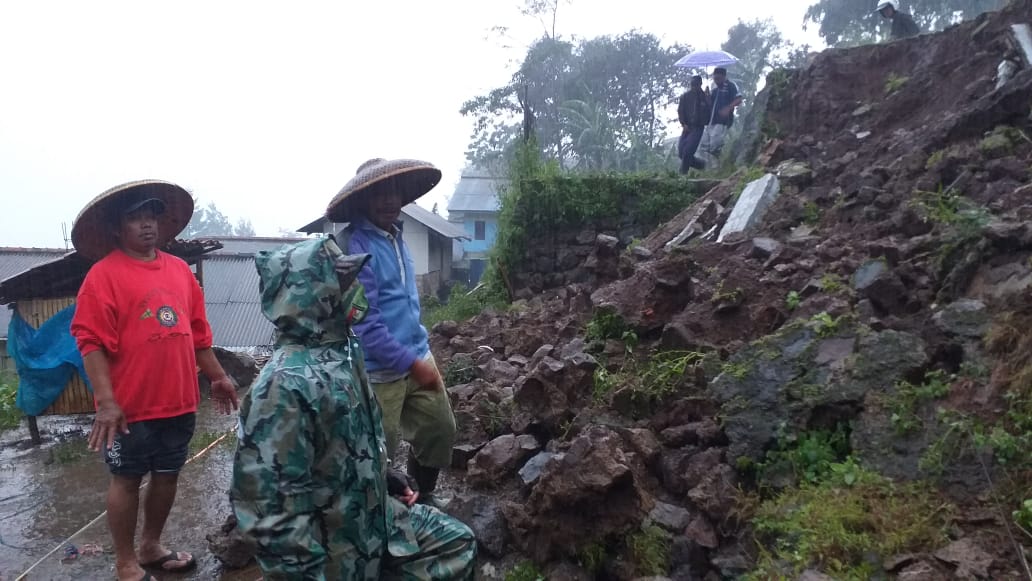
[0,400,258,581]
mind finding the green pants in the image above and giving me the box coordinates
[383,503,477,580]
[373,357,456,469]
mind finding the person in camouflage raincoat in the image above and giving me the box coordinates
[230,236,476,580]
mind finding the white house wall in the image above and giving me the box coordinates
[402,218,431,276]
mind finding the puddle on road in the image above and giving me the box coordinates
[0,401,261,580]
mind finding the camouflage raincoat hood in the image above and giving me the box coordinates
[255,237,367,346]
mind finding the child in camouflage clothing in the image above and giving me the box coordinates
[230,237,476,580]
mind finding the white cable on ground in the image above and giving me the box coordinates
[15,431,231,581]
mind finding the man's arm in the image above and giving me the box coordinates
[196,348,238,413]
[677,93,690,127]
[82,350,128,452]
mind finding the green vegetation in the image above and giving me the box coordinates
[421,283,508,329]
[711,281,744,305]
[890,370,952,435]
[925,148,947,169]
[594,351,705,412]
[1014,499,1032,533]
[721,360,752,380]
[585,307,631,343]
[785,290,801,311]
[912,187,989,274]
[628,525,671,577]
[818,273,843,294]
[978,125,1020,158]
[746,464,951,580]
[809,311,843,337]
[757,427,852,486]
[489,139,704,285]
[0,371,20,432]
[50,439,91,464]
[442,354,477,386]
[477,398,514,438]
[578,542,607,574]
[883,73,909,95]
[504,561,546,581]
[802,201,820,225]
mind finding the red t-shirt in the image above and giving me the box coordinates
[71,249,213,423]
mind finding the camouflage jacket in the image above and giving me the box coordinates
[230,237,420,580]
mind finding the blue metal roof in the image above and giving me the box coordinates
[446,174,503,214]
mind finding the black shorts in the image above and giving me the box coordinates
[103,412,196,476]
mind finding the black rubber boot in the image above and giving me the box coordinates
[407,456,448,508]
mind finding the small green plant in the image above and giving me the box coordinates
[0,372,20,431]
[586,307,630,342]
[711,281,744,305]
[477,398,514,438]
[785,290,801,311]
[721,360,751,380]
[809,312,841,337]
[925,148,946,169]
[578,542,607,574]
[890,370,952,435]
[884,73,909,95]
[421,283,508,329]
[504,561,546,581]
[818,273,843,294]
[1014,499,1032,533]
[803,201,820,225]
[759,427,851,485]
[628,525,671,576]
[442,355,477,386]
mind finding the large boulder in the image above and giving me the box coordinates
[711,321,927,465]
[502,425,655,561]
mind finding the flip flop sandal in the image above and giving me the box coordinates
[140,550,196,573]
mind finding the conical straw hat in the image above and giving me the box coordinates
[326,158,442,222]
[71,179,194,261]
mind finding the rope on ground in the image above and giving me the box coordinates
[15,430,232,581]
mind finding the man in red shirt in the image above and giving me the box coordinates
[70,180,238,581]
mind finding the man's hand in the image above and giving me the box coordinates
[88,399,128,452]
[719,106,732,117]
[210,376,239,414]
[410,359,443,391]
[386,468,420,506]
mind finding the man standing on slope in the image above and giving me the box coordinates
[328,158,457,508]
[71,180,238,581]
[877,0,921,40]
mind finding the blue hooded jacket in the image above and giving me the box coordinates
[341,216,429,379]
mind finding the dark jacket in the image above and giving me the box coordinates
[891,11,920,39]
[678,89,710,129]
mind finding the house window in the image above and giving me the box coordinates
[474,221,486,241]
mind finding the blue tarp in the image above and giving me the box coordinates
[7,305,91,416]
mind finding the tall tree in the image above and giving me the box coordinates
[183,201,234,238]
[805,0,1005,46]
[461,32,689,171]
[720,19,810,119]
[234,218,256,237]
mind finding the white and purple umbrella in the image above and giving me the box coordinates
[674,50,739,69]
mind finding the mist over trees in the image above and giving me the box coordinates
[183,201,256,238]
[804,0,1007,46]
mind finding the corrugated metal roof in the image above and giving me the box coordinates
[206,237,308,256]
[200,255,276,348]
[0,249,70,338]
[447,174,503,214]
[0,248,69,282]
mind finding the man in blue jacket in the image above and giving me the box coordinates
[326,158,456,508]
